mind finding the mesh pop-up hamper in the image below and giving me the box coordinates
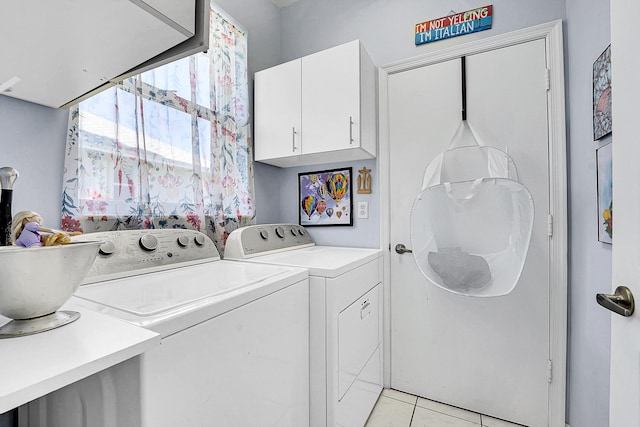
[410,120,534,297]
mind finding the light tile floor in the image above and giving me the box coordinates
[365,389,526,427]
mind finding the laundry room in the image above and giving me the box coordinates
[0,0,631,426]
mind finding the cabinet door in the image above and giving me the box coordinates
[254,59,302,162]
[137,0,196,35]
[302,41,361,155]
[0,0,195,108]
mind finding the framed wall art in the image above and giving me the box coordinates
[593,44,612,140]
[596,142,612,243]
[298,167,353,227]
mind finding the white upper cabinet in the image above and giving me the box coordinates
[254,58,302,162]
[302,40,375,157]
[254,40,377,168]
[0,0,208,108]
[135,0,195,34]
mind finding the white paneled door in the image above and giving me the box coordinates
[608,1,640,426]
[387,39,555,426]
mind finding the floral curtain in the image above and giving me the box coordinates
[61,7,255,255]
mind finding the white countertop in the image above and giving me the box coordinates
[0,303,160,413]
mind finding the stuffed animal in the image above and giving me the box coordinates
[11,211,78,247]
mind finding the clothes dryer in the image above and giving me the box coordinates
[225,224,383,427]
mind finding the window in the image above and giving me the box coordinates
[61,7,254,253]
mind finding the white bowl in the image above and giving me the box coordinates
[0,241,102,320]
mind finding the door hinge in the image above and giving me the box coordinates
[547,359,553,383]
[545,69,551,91]
[547,214,553,237]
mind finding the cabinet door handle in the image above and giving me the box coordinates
[292,127,297,152]
[349,116,354,145]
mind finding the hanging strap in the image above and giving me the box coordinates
[444,178,483,200]
[461,56,467,121]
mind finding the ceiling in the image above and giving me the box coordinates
[271,0,299,8]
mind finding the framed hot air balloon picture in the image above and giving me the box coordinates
[298,167,353,226]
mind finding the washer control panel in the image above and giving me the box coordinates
[72,229,220,284]
[224,224,314,259]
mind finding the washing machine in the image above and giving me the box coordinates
[21,229,309,427]
[225,224,383,427]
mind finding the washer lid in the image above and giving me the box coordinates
[74,261,290,316]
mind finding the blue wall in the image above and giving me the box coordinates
[0,95,68,227]
[260,1,611,425]
[278,159,379,248]
[272,0,567,250]
[565,0,612,425]
[279,0,566,65]
[0,95,68,427]
[0,0,614,425]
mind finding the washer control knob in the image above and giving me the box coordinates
[259,230,269,240]
[290,229,297,237]
[298,228,305,236]
[177,235,189,247]
[99,241,116,256]
[194,234,206,246]
[275,226,285,238]
[139,234,159,251]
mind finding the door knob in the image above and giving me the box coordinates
[395,243,413,254]
[596,286,635,317]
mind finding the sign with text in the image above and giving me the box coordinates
[415,5,493,45]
